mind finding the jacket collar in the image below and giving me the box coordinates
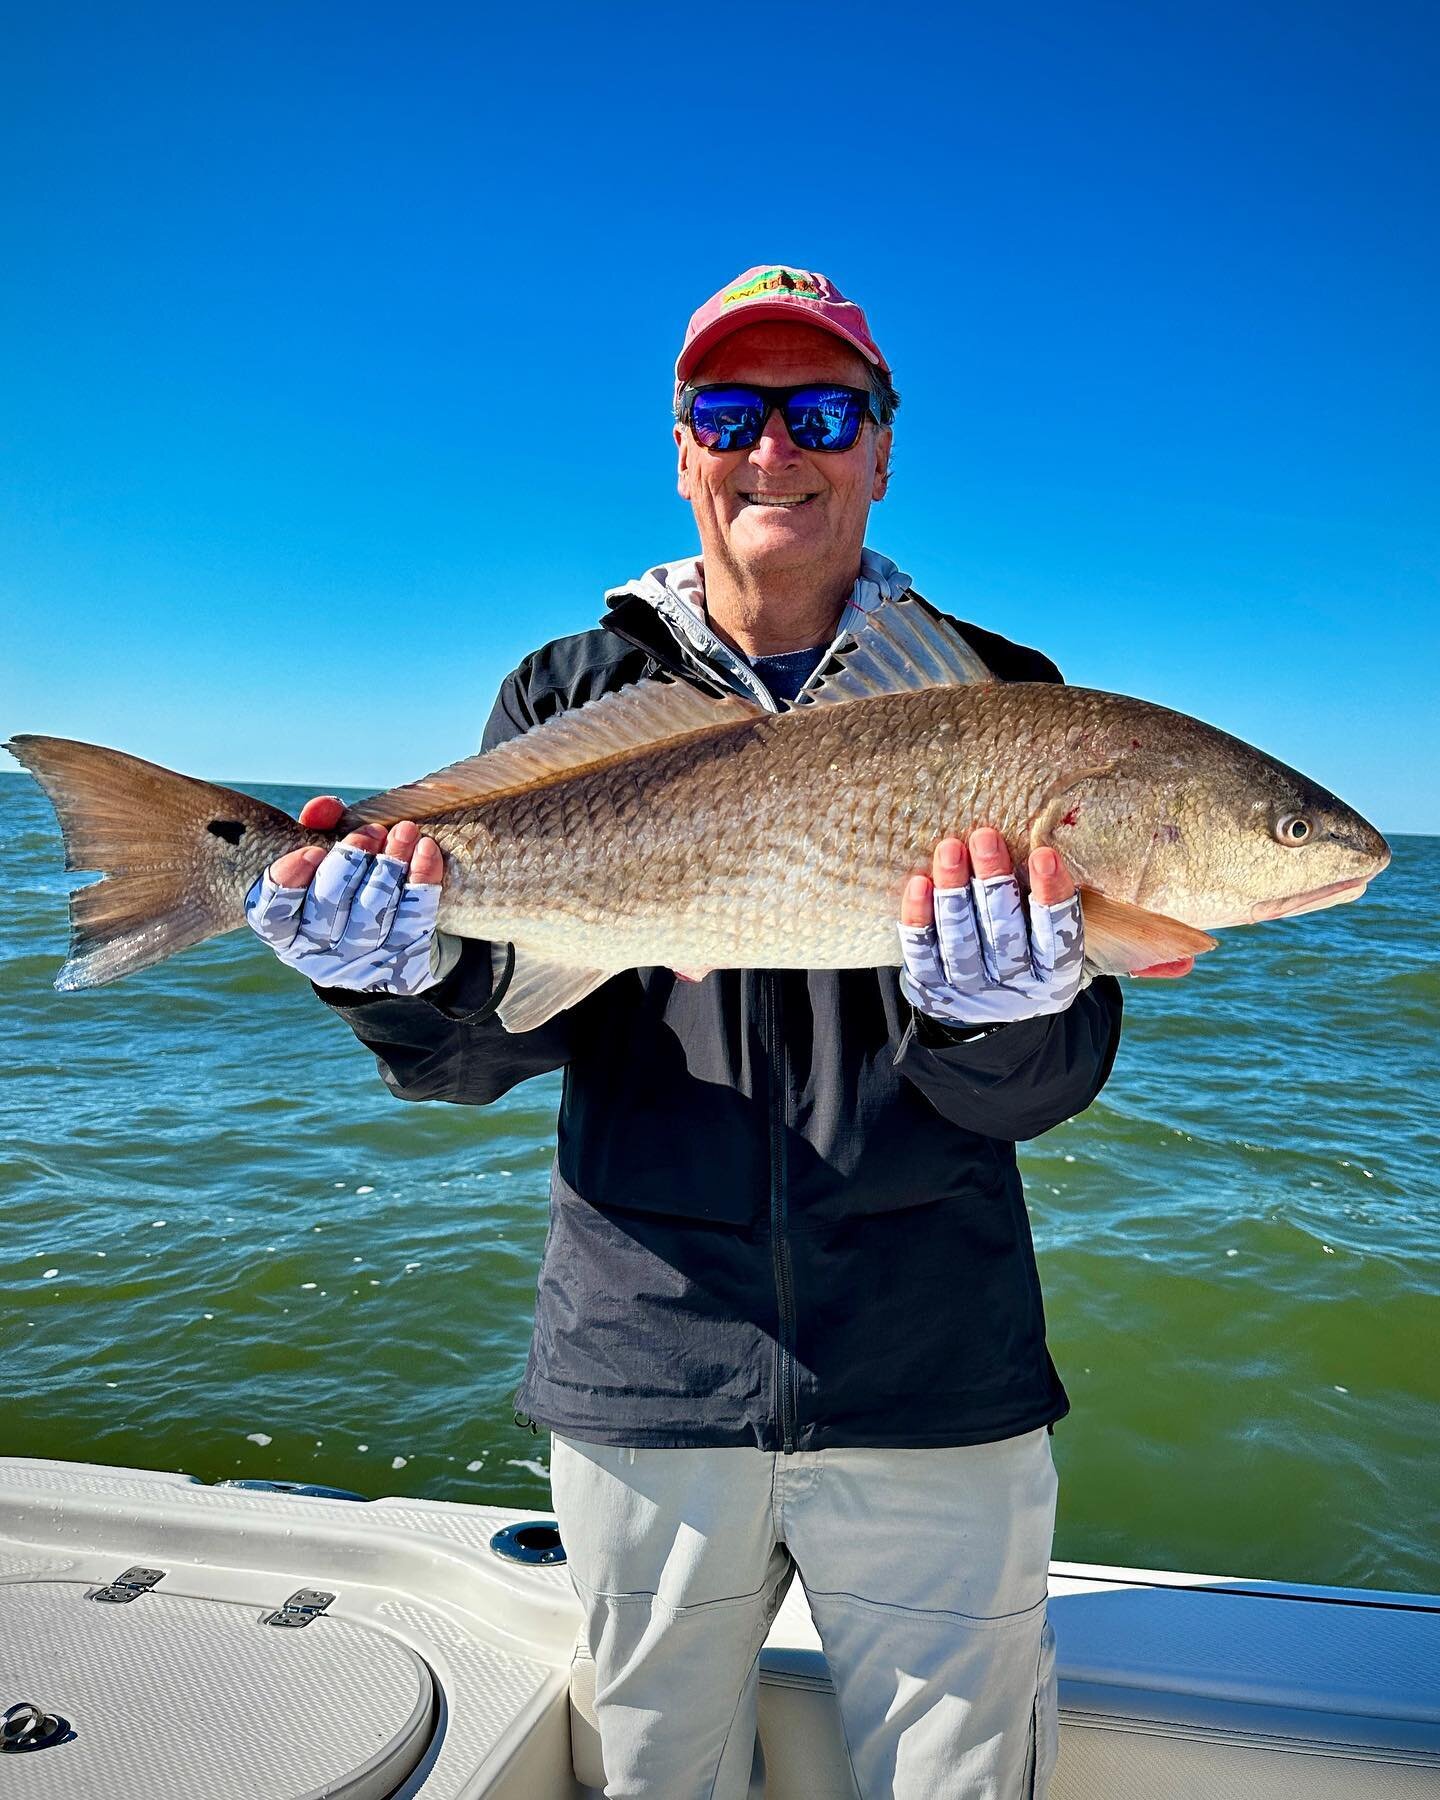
[602,550,914,712]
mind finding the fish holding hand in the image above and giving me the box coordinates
[6,597,1390,1032]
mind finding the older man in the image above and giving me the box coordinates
[249,266,1126,1798]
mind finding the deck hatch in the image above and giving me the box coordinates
[0,1579,437,1797]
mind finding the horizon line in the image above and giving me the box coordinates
[0,766,1430,840]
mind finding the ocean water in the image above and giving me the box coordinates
[1,771,1435,1593]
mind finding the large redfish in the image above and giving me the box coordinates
[6,598,1390,1031]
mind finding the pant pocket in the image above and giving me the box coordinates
[1027,1608,1059,1798]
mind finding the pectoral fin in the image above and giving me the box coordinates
[495,946,613,1032]
[1079,890,1218,976]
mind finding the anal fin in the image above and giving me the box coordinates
[496,945,612,1033]
[1079,890,1218,975]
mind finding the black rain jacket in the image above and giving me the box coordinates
[317,592,1124,1451]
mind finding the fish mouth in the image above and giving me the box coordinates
[1250,877,1372,922]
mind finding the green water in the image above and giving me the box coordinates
[2,773,1435,1591]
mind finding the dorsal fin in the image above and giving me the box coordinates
[340,678,762,829]
[796,593,995,709]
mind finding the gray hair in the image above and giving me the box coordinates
[866,363,901,427]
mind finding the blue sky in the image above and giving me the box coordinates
[3,1,1436,831]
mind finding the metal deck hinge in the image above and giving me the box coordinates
[264,1587,335,1629]
[90,1566,165,1604]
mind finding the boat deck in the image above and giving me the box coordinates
[1,1458,1436,1797]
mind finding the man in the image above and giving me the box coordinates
[248,266,1128,1798]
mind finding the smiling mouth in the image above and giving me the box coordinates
[738,492,818,508]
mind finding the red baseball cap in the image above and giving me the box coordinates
[675,265,890,386]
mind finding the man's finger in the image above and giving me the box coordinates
[932,837,969,890]
[972,871,1031,985]
[302,845,370,947]
[299,795,346,829]
[410,836,444,884]
[245,871,307,949]
[899,872,935,928]
[967,826,1012,880]
[269,845,327,888]
[384,820,420,866]
[1028,845,1077,906]
[1028,891,1086,981]
[390,880,442,946]
[1134,957,1196,978]
[346,854,408,952]
[933,884,986,989]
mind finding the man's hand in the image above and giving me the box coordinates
[897,828,1086,1027]
[245,794,457,995]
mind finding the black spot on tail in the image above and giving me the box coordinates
[207,819,246,845]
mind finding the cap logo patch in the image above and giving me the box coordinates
[721,267,823,308]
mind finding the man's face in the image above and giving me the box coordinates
[675,322,892,582]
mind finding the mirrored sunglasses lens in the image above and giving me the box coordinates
[784,388,865,451]
[689,388,765,451]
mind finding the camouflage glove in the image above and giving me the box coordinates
[898,870,1085,1027]
[245,843,459,996]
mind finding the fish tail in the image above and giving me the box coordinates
[5,734,301,991]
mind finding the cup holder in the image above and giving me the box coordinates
[489,1520,567,1565]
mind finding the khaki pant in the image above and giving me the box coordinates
[550,1429,1059,1800]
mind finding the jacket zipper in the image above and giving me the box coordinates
[763,973,799,1454]
[603,599,793,713]
[609,597,801,1447]
[604,595,782,712]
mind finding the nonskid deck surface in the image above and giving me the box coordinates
[1,1458,1437,1799]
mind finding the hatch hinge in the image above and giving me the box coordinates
[90,1566,165,1604]
[264,1587,336,1629]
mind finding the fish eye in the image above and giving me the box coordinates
[1275,813,1311,845]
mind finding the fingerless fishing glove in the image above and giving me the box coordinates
[245,844,459,996]
[898,872,1085,1028]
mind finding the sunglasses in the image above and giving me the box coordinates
[680,383,881,454]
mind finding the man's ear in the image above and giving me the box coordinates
[675,423,693,501]
[872,426,893,501]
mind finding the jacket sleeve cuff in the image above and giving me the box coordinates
[911,1010,1017,1049]
[426,940,514,1022]
[898,1006,1055,1076]
[311,940,515,1025]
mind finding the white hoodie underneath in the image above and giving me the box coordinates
[605,547,914,713]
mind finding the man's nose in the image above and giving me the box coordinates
[748,406,801,467]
